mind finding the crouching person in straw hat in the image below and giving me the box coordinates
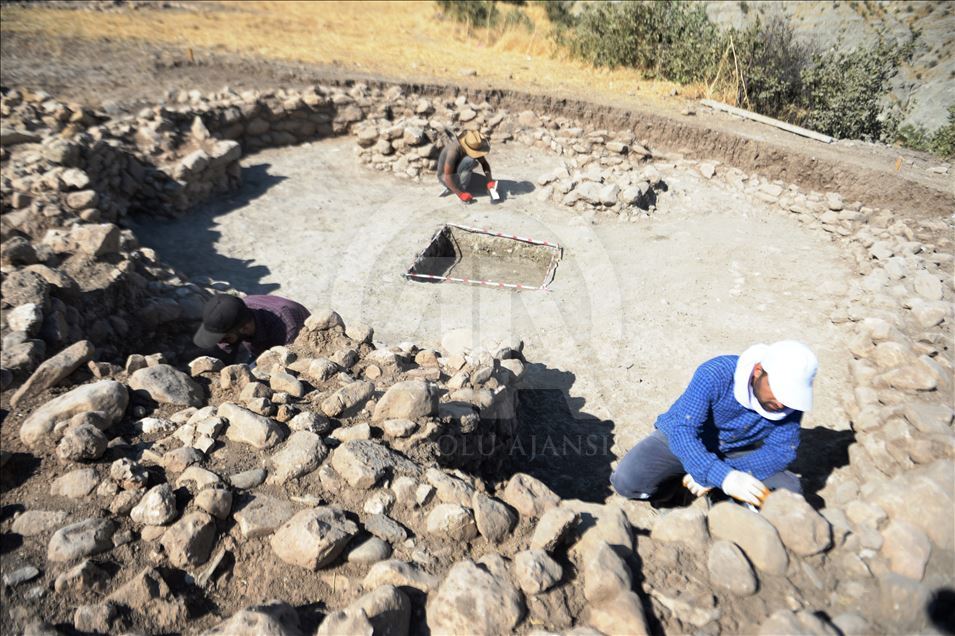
[436,129,495,203]
[611,341,818,508]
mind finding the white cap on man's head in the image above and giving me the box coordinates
[762,340,818,412]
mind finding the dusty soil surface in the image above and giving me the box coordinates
[2,32,952,219]
[443,229,558,288]
[132,137,855,503]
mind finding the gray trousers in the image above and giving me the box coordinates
[436,146,476,193]
[610,430,801,500]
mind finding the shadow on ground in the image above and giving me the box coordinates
[130,163,285,294]
[501,363,615,503]
[791,426,855,508]
[463,178,536,203]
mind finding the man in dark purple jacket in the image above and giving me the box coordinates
[193,294,310,362]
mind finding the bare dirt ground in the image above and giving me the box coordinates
[132,137,854,503]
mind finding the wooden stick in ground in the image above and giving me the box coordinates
[706,43,731,100]
[729,35,751,110]
[700,99,835,144]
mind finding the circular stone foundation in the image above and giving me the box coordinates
[135,136,855,498]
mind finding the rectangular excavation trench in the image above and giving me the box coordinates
[405,224,562,291]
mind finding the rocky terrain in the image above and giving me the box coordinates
[1,79,954,636]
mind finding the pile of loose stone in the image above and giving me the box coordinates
[2,81,954,635]
[351,92,673,220]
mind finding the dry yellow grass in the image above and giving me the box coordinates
[1,1,727,107]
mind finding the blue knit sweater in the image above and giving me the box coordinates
[655,355,802,488]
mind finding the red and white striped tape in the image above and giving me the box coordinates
[446,223,562,250]
[404,271,553,291]
[404,223,563,292]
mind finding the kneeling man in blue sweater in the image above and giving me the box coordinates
[611,340,818,507]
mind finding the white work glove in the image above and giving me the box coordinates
[721,470,770,507]
[682,474,712,497]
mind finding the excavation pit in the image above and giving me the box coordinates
[405,223,562,291]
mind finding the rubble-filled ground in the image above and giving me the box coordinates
[1,24,954,636]
[133,135,856,484]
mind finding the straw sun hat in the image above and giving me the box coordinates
[458,129,490,158]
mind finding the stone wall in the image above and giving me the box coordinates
[1,79,953,635]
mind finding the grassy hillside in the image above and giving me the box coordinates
[0,1,717,106]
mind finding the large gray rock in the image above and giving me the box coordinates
[229,468,268,489]
[56,423,108,462]
[502,473,560,518]
[912,270,944,301]
[566,501,634,561]
[220,364,255,390]
[426,504,478,541]
[513,549,562,594]
[189,356,224,376]
[363,559,439,593]
[902,401,954,435]
[427,560,525,635]
[269,370,306,398]
[1,269,49,308]
[161,512,216,567]
[270,507,358,570]
[575,181,604,205]
[219,402,286,449]
[582,539,632,602]
[651,507,709,548]
[73,602,118,633]
[50,468,100,499]
[909,299,950,329]
[130,483,178,526]
[321,380,374,417]
[346,585,410,636]
[12,510,69,536]
[427,468,475,506]
[288,410,332,434]
[530,507,579,552]
[872,461,954,548]
[584,590,650,636]
[330,440,421,489]
[129,364,204,407]
[881,519,932,580]
[346,536,393,565]
[304,309,344,331]
[6,303,43,334]
[48,518,116,562]
[69,223,121,256]
[269,431,328,484]
[55,559,110,594]
[471,491,516,543]
[196,487,233,520]
[372,380,438,421]
[365,514,409,545]
[203,601,304,636]
[761,490,832,556]
[20,380,128,446]
[234,495,296,539]
[707,540,758,596]
[708,502,788,575]
[107,566,188,631]
[11,340,95,407]
[176,466,223,491]
[316,610,372,636]
[2,338,45,376]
